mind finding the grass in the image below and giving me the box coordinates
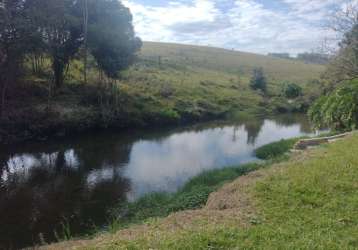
[108,163,262,231]
[77,132,358,250]
[255,137,301,159]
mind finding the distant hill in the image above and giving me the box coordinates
[139,42,325,85]
[113,42,326,116]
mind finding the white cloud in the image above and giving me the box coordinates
[123,0,352,54]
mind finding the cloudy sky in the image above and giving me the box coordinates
[122,0,353,55]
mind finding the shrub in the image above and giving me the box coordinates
[308,81,358,130]
[282,82,303,98]
[250,67,267,93]
[158,108,180,123]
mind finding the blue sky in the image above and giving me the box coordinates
[123,0,352,55]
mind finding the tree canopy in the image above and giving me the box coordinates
[2,0,141,88]
[87,0,142,79]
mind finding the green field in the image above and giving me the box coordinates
[114,41,325,117]
[2,42,325,144]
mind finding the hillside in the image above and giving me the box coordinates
[44,132,358,250]
[140,42,324,84]
[113,41,325,116]
[1,42,325,144]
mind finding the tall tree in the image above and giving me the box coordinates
[0,0,29,118]
[87,0,142,79]
[26,0,83,89]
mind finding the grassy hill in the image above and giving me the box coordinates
[45,132,358,250]
[119,41,324,111]
[118,41,324,116]
[140,42,324,84]
[2,42,325,144]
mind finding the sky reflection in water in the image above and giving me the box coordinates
[0,115,314,249]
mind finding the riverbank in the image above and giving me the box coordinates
[0,42,324,145]
[43,132,358,249]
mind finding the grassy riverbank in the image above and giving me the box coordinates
[108,138,297,230]
[0,42,324,144]
[108,163,262,232]
[45,132,358,249]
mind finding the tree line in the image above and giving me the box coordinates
[0,0,142,118]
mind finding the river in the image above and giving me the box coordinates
[0,114,317,249]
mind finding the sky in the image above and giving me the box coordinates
[122,0,354,55]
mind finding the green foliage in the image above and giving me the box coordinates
[25,0,84,88]
[250,67,267,92]
[87,0,141,78]
[308,81,358,130]
[282,82,303,98]
[157,108,180,123]
[12,0,140,88]
[255,138,300,160]
[268,96,309,113]
[0,0,33,117]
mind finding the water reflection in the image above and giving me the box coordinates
[0,114,315,249]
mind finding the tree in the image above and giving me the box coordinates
[83,0,88,84]
[250,67,267,92]
[25,0,141,86]
[87,0,142,79]
[282,82,302,99]
[0,0,30,118]
[24,0,84,89]
[322,1,358,85]
[309,3,358,130]
[325,24,358,85]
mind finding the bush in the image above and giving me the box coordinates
[250,67,267,93]
[308,81,358,130]
[157,108,180,123]
[282,82,302,98]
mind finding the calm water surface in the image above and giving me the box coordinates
[0,114,316,249]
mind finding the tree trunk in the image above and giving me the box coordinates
[0,78,8,120]
[83,0,88,84]
[53,59,64,89]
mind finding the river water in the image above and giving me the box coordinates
[0,114,316,249]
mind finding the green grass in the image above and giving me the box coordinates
[100,133,358,250]
[109,163,261,231]
[255,137,301,160]
[117,42,325,117]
